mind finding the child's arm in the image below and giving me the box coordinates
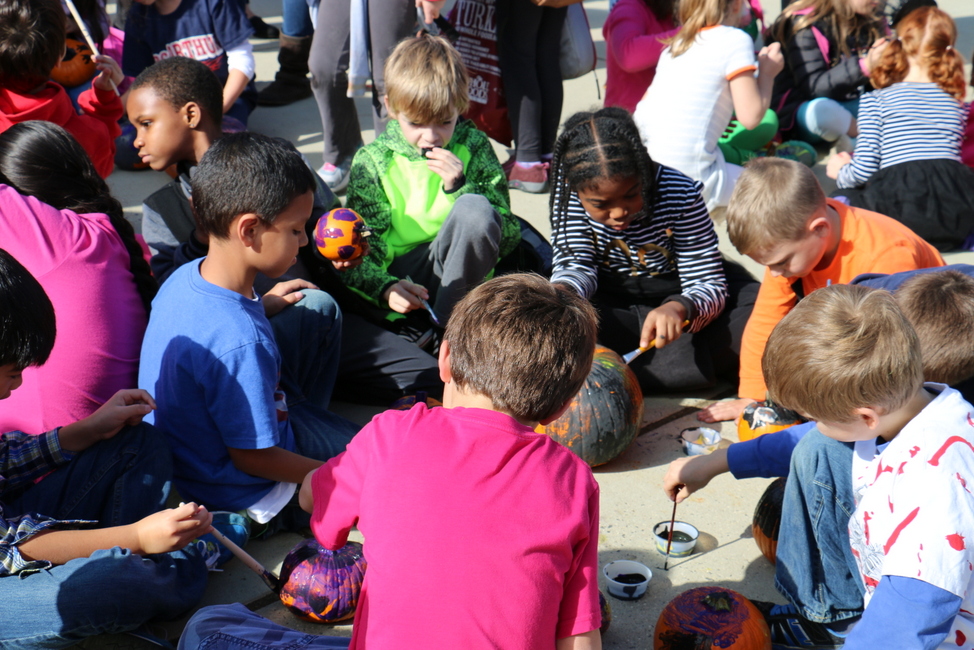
[211,0,257,113]
[227,446,323,485]
[557,631,602,650]
[222,43,255,114]
[15,502,211,567]
[604,0,678,75]
[830,93,881,187]
[549,190,602,299]
[843,576,960,649]
[57,389,156,454]
[729,43,784,130]
[76,55,125,178]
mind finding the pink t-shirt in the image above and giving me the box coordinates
[0,184,147,433]
[602,0,678,113]
[310,405,601,649]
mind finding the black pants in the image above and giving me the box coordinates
[593,260,759,392]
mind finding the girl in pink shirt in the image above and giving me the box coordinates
[0,120,155,433]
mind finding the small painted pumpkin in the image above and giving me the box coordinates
[536,346,643,467]
[654,587,771,650]
[752,477,786,565]
[278,539,367,623]
[738,400,805,442]
[599,589,612,634]
[51,38,96,87]
[390,391,443,410]
[314,208,370,261]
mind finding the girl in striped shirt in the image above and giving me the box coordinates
[549,108,759,392]
[826,6,974,251]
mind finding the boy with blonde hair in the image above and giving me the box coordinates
[760,284,974,649]
[699,158,943,423]
[179,273,603,650]
[343,34,520,343]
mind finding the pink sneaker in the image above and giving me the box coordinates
[507,161,549,194]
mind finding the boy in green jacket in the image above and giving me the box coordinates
[344,34,520,337]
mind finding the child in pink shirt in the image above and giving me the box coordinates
[602,0,678,113]
[180,274,604,650]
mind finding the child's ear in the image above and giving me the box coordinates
[807,208,831,239]
[438,339,453,384]
[235,213,262,247]
[181,102,203,129]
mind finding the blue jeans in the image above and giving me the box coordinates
[179,604,351,649]
[282,0,314,37]
[775,427,865,624]
[0,425,209,648]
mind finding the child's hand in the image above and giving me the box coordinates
[331,240,369,272]
[416,0,446,23]
[424,148,465,192]
[263,279,319,317]
[863,38,889,75]
[697,397,754,423]
[92,54,123,93]
[639,301,687,349]
[59,389,157,452]
[134,502,213,555]
[663,449,729,503]
[757,42,784,79]
[383,279,428,314]
[826,152,852,179]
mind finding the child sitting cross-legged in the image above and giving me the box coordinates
[342,34,521,344]
[698,157,944,423]
[0,248,222,648]
[178,273,604,650]
[138,132,360,537]
[758,284,974,648]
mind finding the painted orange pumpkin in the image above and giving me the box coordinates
[278,539,367,623]
[599,590,612,634]
[314,208,370,261]
[51,38,96,87]
[390,391,443,410]
[536,346,643,467]
[738,400,805,442]
[753,477,786,565]
[654,586,771,650]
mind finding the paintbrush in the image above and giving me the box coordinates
[405,275,442,326]
[63,0,120,96]
[207,526,281,592]
[622,320,690,365]
[663,497,679,571]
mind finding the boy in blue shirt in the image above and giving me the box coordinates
[139,133,359,534]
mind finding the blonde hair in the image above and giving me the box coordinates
[384,34,469,123]
[773,0,883,58]
[872,7,966,102]
[763,285,923,424]
[725,158,826,255]
[667,0,734,57]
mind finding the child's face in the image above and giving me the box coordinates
[748,211,830,279]
[576,175,644,231]
[0,364,23,400]
[126,87,196,171]
[250,191,314,279]
[395,112,459,151]
[847,0,879,17]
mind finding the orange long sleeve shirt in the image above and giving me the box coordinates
[738,200,945,400]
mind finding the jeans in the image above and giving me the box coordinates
[282,0,315,37]
[179,604,351,649]
[796,97,860,143]
[0,425,209,648]
[775,427,865,624]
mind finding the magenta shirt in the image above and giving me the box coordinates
[602,0,678,113]
[310,405,602,648]
[0,185,147,433]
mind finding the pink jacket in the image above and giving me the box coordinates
[602,0,678,113]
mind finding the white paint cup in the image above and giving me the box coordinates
[602,560,652,600]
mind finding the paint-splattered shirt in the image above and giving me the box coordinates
[848,384,974,648]
[0,430,90,576]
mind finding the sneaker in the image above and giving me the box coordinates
[317,150,359,194]
[507,161,549,194]
[249,15,280,39]
[773,140,817,168]
[501,155,516,176]
[192,539,223,572]
[195,511,251,569]
[396,314,442,354]
[751,601,846,650]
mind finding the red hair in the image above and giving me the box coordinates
[871,6,966,101]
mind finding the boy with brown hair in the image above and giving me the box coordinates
[343,34,520,342]
[699,157,944,423]
[0,0,124,178]
[179,273,604,650]
[759,284,974,649]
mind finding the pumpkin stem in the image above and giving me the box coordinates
[701,592,733,612]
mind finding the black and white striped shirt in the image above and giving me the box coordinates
[550,165,727,331]
[837,82,969,188]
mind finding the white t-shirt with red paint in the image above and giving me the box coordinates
[849,384,974,648]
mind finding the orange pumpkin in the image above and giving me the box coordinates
[599,590,612,634]
[314,208,370,261]
[752,477,786,565]
[51,38,96,87]
[390,392,442,410]
[738,400,805,442]
[535,346,643,467]
[654,587,771,650]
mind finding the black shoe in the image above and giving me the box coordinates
[751,601,846,650]
[396,313,442,355]
[249,15,280,39]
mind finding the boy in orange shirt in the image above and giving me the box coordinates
[699,158,943,423]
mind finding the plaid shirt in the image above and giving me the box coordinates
[0,430,90,576]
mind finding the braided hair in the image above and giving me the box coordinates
[549,107,658,243]
[0,121,157,314]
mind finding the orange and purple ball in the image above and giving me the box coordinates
[314,208,371,261]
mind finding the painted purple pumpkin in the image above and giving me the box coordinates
[313,208,370,261]
[654,587,771,649]
[278,539,367,623]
